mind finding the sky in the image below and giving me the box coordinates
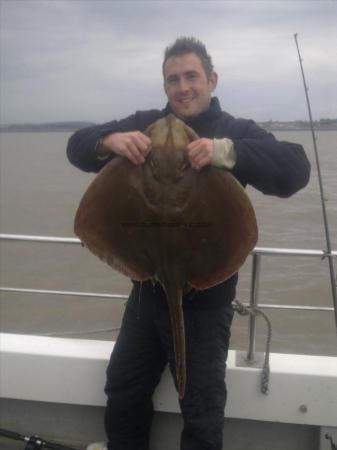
[1,0,336,124]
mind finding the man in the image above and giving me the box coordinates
[67,37,310,450]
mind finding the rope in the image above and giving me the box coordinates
[42,327,121,337]
[233,299,272,395]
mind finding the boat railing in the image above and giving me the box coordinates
[1,233,336,364]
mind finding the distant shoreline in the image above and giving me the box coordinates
[1,120,337,132]
[0,122,96,133]
[259,120,337,132]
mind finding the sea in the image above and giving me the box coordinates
[0,130,336,356]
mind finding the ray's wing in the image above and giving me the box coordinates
[172,166,258,290]
[74,157,157,281]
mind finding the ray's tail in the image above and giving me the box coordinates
[161,278,186,399]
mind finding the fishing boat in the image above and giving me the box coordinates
[1,33,336,450]
[0,233,336,450]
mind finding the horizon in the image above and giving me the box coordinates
[2,116,337,128]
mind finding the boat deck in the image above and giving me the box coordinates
[1,333,336,450]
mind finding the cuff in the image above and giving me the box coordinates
[95,137,111,161]
[211,138,236,170]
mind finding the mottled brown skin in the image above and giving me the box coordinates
[74,114,258,398]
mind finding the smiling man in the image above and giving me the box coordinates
[164,51,218,120]
[67,37,310,450]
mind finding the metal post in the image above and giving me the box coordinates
[246,253,261,363]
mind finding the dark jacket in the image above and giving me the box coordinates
[67,97,311,307]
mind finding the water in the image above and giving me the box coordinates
[0,131,336,356]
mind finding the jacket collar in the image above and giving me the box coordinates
[163,97,222,126]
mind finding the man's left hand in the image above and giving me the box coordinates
[186,138,213,171]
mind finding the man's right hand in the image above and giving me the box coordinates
[98,131,152,166]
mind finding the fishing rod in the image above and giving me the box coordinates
[0,428,79,450]
[326,434,337,450]
[294,33,337,334]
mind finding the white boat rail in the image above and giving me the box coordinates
[1,232,336,363]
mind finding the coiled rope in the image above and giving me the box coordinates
[233,299,272,395]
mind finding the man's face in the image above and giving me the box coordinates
[163,52,218,121]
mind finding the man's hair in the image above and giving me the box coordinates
[162,37,214,78]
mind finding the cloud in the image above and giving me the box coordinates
[1,0,336,123]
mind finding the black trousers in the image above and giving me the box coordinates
[104,285,234,450]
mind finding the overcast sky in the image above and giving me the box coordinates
[1,0,336,124]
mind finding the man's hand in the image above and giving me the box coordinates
[187,138,214,171]
[99,131,152,165]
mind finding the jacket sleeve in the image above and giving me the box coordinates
[66,110,163,173]
[230,119,311,198]
[66,114,139,173]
